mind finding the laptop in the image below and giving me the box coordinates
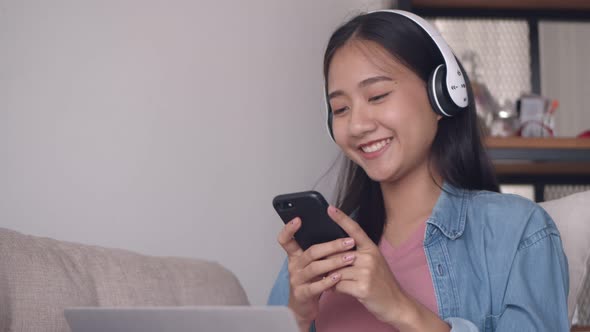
[65,306,299,332]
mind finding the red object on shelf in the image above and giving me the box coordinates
[578,130,590,139]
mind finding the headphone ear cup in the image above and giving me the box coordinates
[427,64,462,117]
[427,68,442,117]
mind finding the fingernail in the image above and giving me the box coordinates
[291,218,300,226]
[328,206,339,214]
[343,254,355,262]
[330,273,341,281]
[343,238,355,247]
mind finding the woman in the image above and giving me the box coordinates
[268,10,569,332]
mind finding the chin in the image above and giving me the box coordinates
[364,167,400,183]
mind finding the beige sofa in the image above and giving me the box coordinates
[0,228,248,331]
[0,190,588,331]
[540,190,590,326]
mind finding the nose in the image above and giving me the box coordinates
[348,104,377,138]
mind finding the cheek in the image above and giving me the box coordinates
[332,119,345,145]
[392,100,438,147]
[410,112,439,150]
[332,121,354,155]
[378,99,421,135]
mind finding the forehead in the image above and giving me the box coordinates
[327,39,410,89]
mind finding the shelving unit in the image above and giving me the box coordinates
[395,0,590,202]
[398,0,590,95]
[486,137,590,162]
[485,137,590,194]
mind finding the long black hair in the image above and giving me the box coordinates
[324,12,499,244]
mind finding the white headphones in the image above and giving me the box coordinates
[325,9,469,141]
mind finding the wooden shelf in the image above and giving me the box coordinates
[485,137,590,162]
[486,137,590,150]
[411,0,590,10]
[493,161,590,176]
[571,326,590,332]
[484,137,590,180]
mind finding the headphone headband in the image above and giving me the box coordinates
[371,10,468,109]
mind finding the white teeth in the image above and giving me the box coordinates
[361,138,391,153]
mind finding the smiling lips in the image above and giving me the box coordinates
[358,137,393,159]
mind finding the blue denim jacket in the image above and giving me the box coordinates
[267,183,569,331]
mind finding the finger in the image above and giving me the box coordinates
[331,266,366,299]
[324,249,355,261]
[298,236,356,268]
[327,206,374,250]
[329,265,358,282]
[333,253,385,281]
[298,251,356,283]
[293,272,342,301]
[277,217,303,257]
[333,280,363,299]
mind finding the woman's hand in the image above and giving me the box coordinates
[326,206,450,332]
[277,217,357,332]
[324,206,409,325]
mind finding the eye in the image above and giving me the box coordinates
[332,106,349,115]
[368,92,391,102]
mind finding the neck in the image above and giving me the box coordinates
[380,160,442,230]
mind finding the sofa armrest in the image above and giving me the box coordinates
[0,227,248,332]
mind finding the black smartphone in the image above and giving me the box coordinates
[272,191,349,251]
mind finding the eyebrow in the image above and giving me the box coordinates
[327,75,393,100]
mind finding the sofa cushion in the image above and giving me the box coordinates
[540,190,590,323]
[0,228,248,332]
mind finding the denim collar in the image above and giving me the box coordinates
[348,181,470,241]
[426,182,469,241]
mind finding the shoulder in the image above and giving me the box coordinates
[469,189,536,213]
[465,190,559,246]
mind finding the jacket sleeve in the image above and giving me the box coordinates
[268,258,290,306]
[267,258,317,332]
[442,206,569,332]
[493,207,570,331]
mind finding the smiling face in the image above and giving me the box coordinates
[327,40,441,183]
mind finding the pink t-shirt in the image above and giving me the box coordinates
[315,221,438,332]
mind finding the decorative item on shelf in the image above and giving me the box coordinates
[490,100,519,137]
[515,94,559,137]
[543,99,558,136]
[579,130,590,139]
[461,51,499,136]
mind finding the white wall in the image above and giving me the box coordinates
[0,0,392,304]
